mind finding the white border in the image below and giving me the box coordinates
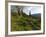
[8,2,44,35]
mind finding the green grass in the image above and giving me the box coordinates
[11,12,41,31]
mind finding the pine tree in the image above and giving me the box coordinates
[29,10,31,16]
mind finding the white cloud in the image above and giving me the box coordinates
[23,6,41,15]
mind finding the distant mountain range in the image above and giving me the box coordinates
[32,13,41,18]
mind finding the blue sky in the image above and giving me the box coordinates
[11,6,41,15]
